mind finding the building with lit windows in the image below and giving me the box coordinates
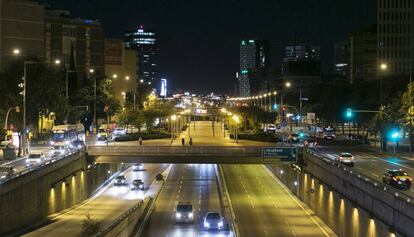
[239,39,269,97]
[282,45,320,76]
[377,0,414,76]
[0,0,45,72]
[124,25,158,84]
[104,38,138,106]
[160,78,167,97]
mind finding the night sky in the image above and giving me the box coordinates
[42,0,376,94]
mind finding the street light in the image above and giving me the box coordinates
[13,49,20,55]
[285,82,291,88]
[89,68,97,133]
[112,74,118,79]
[379,63,388,105]
[125,76,130,80]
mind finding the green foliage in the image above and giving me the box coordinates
[143,99,175,131]
[81,212,101,237]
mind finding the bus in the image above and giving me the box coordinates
[50,124,85,146]
[309,124,336,140]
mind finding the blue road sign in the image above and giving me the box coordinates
[281,120,288,128]
[262,147,297,162]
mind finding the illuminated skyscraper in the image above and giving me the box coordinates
[124,25,158,83]
[160,78,167,97]
[239,39,269,96]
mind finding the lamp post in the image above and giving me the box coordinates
[89,69,96,133]
[379,63,388,106]
[232,114,239,143]
[4,106,19,141]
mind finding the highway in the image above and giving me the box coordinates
[315,142,414,195]
[143,164,229,237]
[24,163,169,237]
[222,164,335,237]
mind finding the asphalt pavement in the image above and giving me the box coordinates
[23,163,169,237]
[315,142,414,196]
[143,164,229,237]
[222,164,335,237]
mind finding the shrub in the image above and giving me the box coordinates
[155,173,164,181]
[81,213,101,237]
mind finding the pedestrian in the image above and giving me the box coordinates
[139,137,143,145]
[181,138,185,146]
[189,137,193,145]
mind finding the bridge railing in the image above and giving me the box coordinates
[87,145,263,156]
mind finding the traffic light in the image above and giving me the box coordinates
[273,104,279,110]
[346,108,353,118]
[299,131,305,138]
[18,78,25,97]
[389,129,401,141]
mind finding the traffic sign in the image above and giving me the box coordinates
[281,120,288,127]
[262,147,297,162]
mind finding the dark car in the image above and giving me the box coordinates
[71,140,85,149]
[382,169,412,190]
[203,212,224,230]
[175,202,194,223]
[131,179,144,190]
[114,175,128,186]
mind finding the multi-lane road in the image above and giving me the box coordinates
[315,142,414,195]
[222,164,334,237]
[24,163,169,237]
[143,164,228,237]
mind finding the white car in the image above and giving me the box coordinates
[335,152,354,167]
[25,153,46,167]
[203,212,224,230]
[175,202,194,223]
[51,145,69,157]
[132,163,144,171]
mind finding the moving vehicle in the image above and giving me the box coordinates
[112,128,126,137]
[132,163,144,171]
[175,202,194,223]
[131,179,144,190]
[51,145,70,157]
[98,124,112,141]
[382,169,412,190]
[335,152,354,167]
[0,165,16,179]
[114,175,128,186]
[50,124,85,146]
[203,212,224,230]
[309,125,336,140]
[263,124,276,132]
[70,140,85,149]
[25,153,46,167]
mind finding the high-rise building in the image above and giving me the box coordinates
[124,25,158,84]
[348,25,377,83]
[160,78,167,97]
[104,38,138,106]
[377,0,414,76]
[282,45,320,76]
[0,0,45,71]
[45,10,105,79]
[334,40,348,76]
[239,39,269,97]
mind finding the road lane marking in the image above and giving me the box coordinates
[263,165,333,237]
[371,173,379,177]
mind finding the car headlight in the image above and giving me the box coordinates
[204,221,210,227]
[176,213,181,218]
[139,184,143,188]
[25,159,29,163]
[218,221,223,227]
[50,141,55,145]
[64,141,70,145]
[189,213,193,218]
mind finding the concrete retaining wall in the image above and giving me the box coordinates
[267,150,414,237]
[0,151,124,235]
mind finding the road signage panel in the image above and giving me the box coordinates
[262,147,297,162]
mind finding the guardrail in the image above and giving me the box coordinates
[309,149,413,202]
[0,148,83,185]
[87,145,262,156]
[306,149,414,236]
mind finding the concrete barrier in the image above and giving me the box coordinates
[0,151,124,235]
[99,165,172,237]
[266,149,414,237]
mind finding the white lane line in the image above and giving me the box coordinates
[371,173,380,178]
[263,165,333,237]
[291,230,297,236]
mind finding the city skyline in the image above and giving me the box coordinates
[42,0,376,93]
